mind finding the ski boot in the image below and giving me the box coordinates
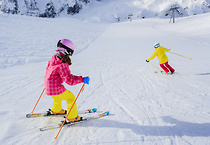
[50,109,67,115]
[66,116,83,123]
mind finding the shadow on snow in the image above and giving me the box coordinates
[76,116,210,137]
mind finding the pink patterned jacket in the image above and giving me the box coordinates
[44,55,83,96]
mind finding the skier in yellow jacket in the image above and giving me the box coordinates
[146,43,175,74]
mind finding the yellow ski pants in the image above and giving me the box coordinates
[51,90,77,119]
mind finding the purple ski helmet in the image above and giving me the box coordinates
[57,39,75,56]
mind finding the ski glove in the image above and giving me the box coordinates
[146,60,149,62]
[83,77,90,84]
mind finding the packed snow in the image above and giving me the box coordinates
[0,12,210,145]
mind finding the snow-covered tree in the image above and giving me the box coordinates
[1,0,19,14]
[24,0,39,16]
[67,2,82,15]
[39,2,56,18]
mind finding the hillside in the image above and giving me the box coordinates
[0,11,210,145]
[0,0,210,22]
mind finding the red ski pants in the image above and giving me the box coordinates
[160,61,175,73]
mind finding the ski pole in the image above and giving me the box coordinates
[149,62,168,76]
[31,88,45,113]
[169,51,192,60]
[55,83,85,140]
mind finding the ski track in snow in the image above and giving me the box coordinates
[0,13,210,145]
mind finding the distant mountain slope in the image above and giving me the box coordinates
[0,0,210,21]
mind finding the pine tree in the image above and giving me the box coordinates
[24,0,39,16]
[67,2,82,15]
[40,2,56,18]
[1,0,19,14]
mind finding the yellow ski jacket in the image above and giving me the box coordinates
[147,46,169,64]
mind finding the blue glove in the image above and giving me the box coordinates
[83,77,90,85]
[146,60,149,62]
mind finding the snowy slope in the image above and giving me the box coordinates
[0,12,210,145]
[76,0,210,22]
[1,0,210,21]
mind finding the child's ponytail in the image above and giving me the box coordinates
[63,55,72,66]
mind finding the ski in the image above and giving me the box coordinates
[155,71,174,75]
[154,71,164,74]
[39,111,109,131]
[26,108,97,118]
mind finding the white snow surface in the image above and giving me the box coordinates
[0,13,210,145]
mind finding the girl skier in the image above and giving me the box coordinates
[44,39,90,122]
[146,43,175,74]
